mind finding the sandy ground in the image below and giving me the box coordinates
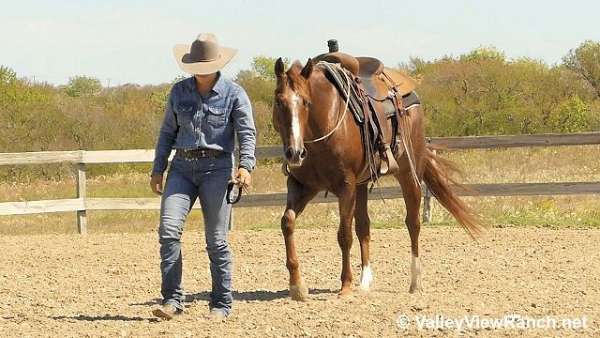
[0,227,598,337]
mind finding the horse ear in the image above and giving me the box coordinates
[275,57,285,78]
[301,58,313,79]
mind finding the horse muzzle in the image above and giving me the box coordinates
[284,146,307,167]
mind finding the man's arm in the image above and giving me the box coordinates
[152,88,178,176]
[232,87,257,173]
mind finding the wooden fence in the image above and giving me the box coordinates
[1,132,600,234]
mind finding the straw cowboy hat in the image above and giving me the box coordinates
[173,33,237,74]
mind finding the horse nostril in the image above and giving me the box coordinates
[285,147,294,160]
[299,148,307,159]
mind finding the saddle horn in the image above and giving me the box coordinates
[327,39,339,53]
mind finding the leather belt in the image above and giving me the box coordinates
[175,148,224,160]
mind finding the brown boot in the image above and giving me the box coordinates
[151,303,182,320]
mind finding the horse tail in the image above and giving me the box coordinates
[422,146,484,239]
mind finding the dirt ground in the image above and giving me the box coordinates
[0,227,598,337]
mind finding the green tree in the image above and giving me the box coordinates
[65,75,102,97]
[563,40,600,98]
[251,56,289,79]
[548,95,589,133]
[0,66,17,85]
[460,46,506,63]
[414,46,595,136]
[234,57,292,145]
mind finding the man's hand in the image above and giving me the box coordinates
[234,168,252,189]
[150,174,164,195]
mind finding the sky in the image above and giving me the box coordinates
[1,0,598,85]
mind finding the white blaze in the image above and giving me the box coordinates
[290,93,302,149]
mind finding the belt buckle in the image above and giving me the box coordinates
[181,149,198,161]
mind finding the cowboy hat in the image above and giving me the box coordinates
[173,33,237,75]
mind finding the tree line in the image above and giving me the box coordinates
[1,41,599,179]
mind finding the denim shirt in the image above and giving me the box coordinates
[152,74,257,175]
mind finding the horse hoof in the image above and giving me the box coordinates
[289,284,309,301]
[338,286,352,297]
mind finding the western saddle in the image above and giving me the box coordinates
[313,39,419,180]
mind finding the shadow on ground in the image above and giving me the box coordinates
[129,288,336,306]
[50,314,158,322]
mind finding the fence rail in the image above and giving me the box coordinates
[1,132,600,233]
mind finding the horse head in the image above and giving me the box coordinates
[273,57,314,167]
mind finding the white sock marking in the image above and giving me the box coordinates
[410,254,422,292]
[359,264,373,290]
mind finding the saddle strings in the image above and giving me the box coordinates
[303,62,352,144]
[381,70,423,190]
[399,114,423,190]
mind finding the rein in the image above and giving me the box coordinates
[303,62,352,144]
[226,181,243,204]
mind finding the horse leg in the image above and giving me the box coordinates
[395,173,423,293]
[281,176,317,301]
[354,184,373,291]
[337,183,357,296]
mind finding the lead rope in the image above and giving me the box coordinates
[304,63,352,144]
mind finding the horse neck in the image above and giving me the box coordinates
[304,75,350,142]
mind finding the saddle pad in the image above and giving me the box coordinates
[359,76,396,118]
[382,68,418,96]
[402,91,421,109]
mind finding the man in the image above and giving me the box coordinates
[150,33,256,320]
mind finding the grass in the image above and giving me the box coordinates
[1,145,599,235]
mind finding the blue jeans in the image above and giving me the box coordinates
[158,154,233,314]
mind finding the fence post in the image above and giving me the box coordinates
[76,163,87,234]
[422,144,435,224]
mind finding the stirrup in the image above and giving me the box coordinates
[379,145,399,175]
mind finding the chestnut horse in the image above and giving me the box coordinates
[272,58,481,300]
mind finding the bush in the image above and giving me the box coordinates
[409,45,598,136]
[1,41,599,181]
[65,76,102,97]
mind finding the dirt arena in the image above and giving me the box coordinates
[1,227,598,337]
